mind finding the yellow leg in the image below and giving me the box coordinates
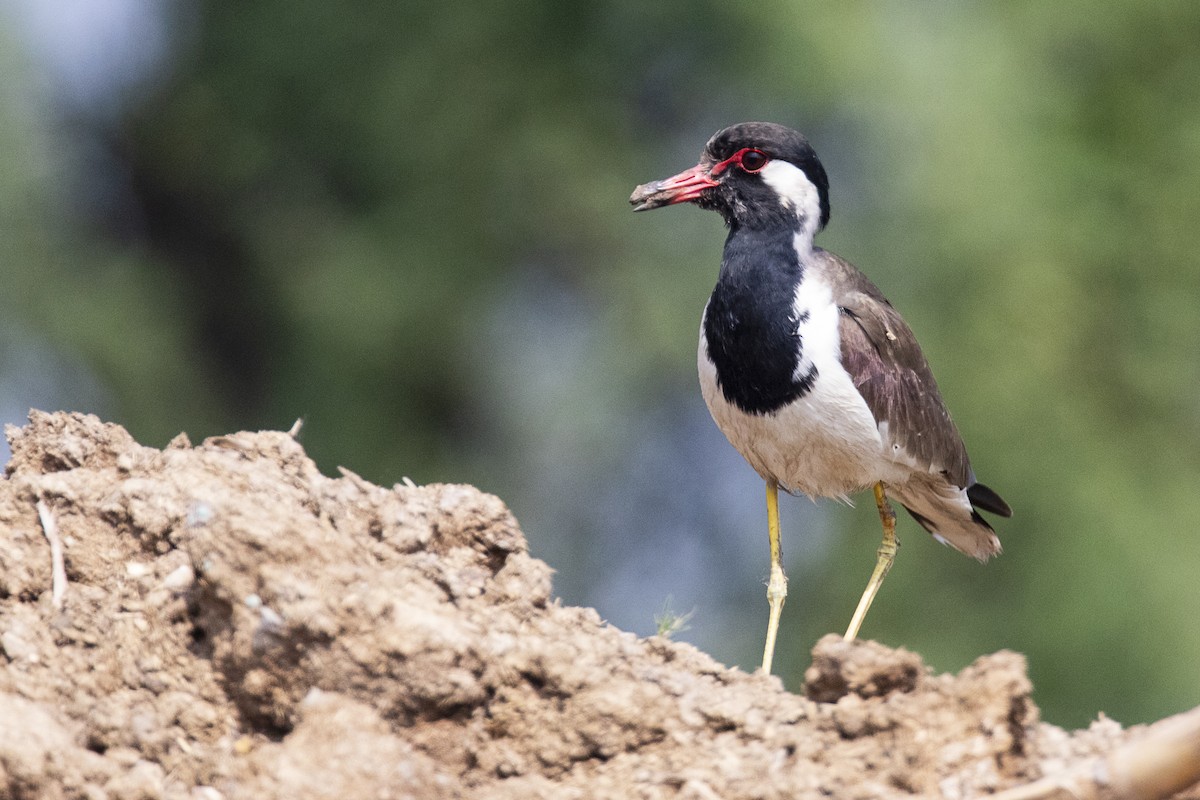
[844,482,900,640]
[761,479,787,674]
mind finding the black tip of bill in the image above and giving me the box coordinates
[629,180,673,212]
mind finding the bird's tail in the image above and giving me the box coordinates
[888,478,1010,563]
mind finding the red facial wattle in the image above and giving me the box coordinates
[712,148,770,176]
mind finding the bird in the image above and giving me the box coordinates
[630,122,1011,674]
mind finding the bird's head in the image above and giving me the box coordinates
[630,122,830,238]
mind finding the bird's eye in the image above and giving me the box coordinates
[739,149,768,173]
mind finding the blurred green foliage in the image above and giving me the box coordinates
[2,2,1199,727]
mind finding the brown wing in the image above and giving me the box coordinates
[819,252,973,488]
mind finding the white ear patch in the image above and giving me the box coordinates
[760,160,822,244]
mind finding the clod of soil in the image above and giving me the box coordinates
[0,411,1196,799]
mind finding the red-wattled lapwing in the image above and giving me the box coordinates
[630,122,1011,674]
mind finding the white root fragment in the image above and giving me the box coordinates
[36,499,67,610]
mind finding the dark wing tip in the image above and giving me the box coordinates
[967,482,1012,518]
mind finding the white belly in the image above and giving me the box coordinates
[698,276,900,500]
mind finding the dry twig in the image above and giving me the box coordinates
[991,704,1200,800]
[36,499,67,610]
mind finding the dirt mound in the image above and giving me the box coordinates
[0,411,1196,799]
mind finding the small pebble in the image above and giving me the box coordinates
[161,564,195,591]
[0,631,38,662]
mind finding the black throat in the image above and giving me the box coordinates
[703,225,817,415]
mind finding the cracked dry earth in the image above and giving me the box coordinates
[0,411,1196,799]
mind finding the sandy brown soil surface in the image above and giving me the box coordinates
[0,411,1196,799]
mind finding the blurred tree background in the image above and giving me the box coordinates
[2,0,1199,728]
